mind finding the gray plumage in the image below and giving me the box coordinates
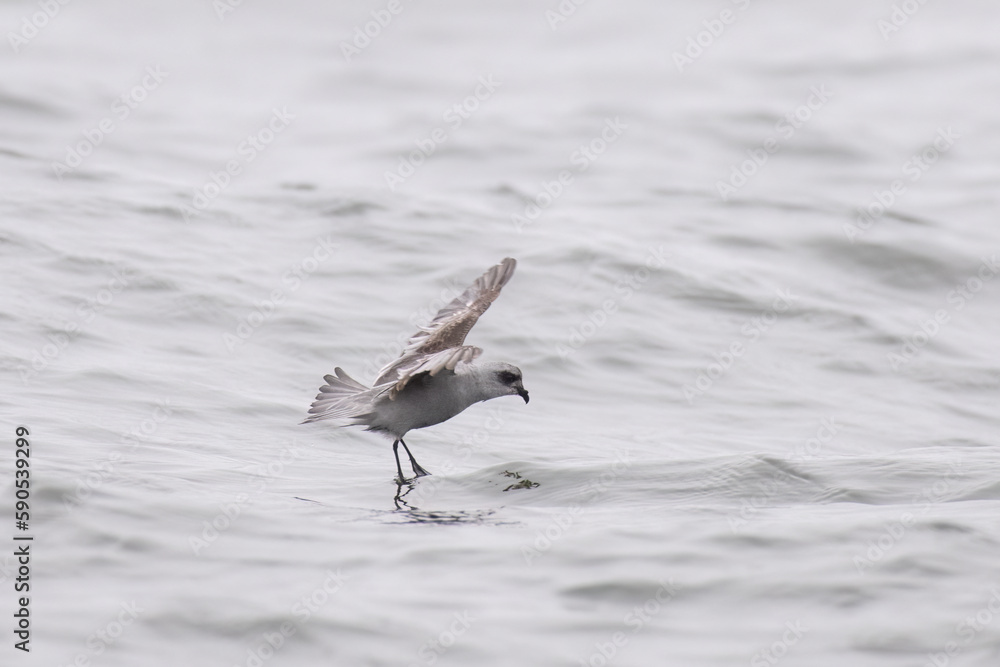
[302,258,528,480]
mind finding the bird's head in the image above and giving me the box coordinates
[488,363,529,404]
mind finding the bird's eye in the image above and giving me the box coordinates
[498,371,517,384]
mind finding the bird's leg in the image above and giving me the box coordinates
[399,438,431,477]
[392,439,407,483]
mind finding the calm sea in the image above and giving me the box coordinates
[2,1,1000,665]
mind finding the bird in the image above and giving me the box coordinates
[302,258,529,482]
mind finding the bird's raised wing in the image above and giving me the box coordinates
[374,258,517,396]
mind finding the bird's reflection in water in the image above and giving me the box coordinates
[393,480,418,510]
[391,480,502,525]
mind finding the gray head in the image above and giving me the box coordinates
[477,361,529,404]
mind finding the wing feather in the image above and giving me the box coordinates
[377,346,482,399]
[373,258,517,392]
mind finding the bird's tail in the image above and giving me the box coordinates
[301,367,376,424]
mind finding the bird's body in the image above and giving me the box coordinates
[303,258,528,481]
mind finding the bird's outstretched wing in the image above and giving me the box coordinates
[374,257,517,397]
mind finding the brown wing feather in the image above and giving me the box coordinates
[383,346,483,399]
[406,257,516,354]
[374,258,517,393]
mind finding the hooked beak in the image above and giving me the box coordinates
[516,385,529,404]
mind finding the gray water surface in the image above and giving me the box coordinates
[3,1,1000,665]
